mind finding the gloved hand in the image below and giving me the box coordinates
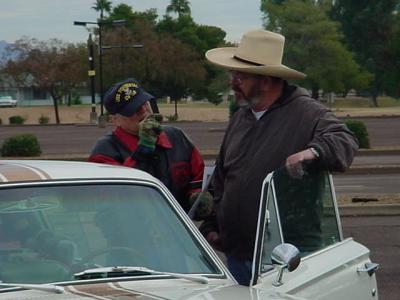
[188,191,214,221]
[138,114,163,153]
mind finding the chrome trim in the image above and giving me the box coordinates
[271,175,285,243]
[329,174,344,241]
[251,173,274,285]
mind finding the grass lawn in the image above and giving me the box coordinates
[329,96,400,108]
[1,96,399,124]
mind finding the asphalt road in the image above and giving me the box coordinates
[350,117,400,147]
[0,117,399,155]
[342,215,400,300]
[334,173,400,195]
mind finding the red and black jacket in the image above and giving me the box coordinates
[89,126,204,211]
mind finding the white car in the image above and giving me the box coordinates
[0,96,17,107]
[0,160,379,299]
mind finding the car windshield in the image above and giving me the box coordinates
[0,182,219,285]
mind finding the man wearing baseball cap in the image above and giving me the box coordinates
[89,78,212,217]
[199,29,358,285]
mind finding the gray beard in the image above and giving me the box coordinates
[237,95,261,108]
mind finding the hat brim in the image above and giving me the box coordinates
[118,91,155,117]
[206,47,306,79]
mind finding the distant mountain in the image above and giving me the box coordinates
[0,41,15,64]
[0,40,9,53]
[0,40,8,48]
[0,40,9,63]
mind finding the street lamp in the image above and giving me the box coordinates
[74,19,127,126]
[87,34,97,124]
[101,45,144,50]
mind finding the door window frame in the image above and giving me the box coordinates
[251,170,344,286]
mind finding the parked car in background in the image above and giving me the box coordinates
[0,160,379,299]
[0,96,17,107]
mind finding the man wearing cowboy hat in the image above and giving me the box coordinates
[199,29,358,285]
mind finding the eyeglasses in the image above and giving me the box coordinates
[230,71,254,84]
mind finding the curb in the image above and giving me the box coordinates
[339,204,400,216]
[4,153,400,175]
[344,165,400,175]
[357,147,400,156]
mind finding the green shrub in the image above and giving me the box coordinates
[9,115,25,124]
[0,118,2,125]
[71,89,82,105]
[345,120,370,149]
[38,115,50,124]
[208,96,223,106]
[166,114,178,122]
[1,134,42,157]
[72,96,82,105]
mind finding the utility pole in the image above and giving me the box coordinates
[87,34,97,124]
[98,23,105,118]
[74,19,126,127]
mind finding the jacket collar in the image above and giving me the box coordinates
[114,127,173,151]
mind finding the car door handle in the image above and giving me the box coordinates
[357,262,379,277]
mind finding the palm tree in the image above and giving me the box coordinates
[166,0,191,18]
[92,0,112,19]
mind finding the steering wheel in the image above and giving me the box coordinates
[81,246,146,267]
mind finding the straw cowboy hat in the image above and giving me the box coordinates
[205,29,306,79]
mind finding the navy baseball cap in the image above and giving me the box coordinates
[104,78,155,117]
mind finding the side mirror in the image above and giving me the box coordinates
[271,243,301,286]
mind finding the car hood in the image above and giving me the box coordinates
[0,279,306,300]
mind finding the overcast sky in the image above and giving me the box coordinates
[0,0,264,44]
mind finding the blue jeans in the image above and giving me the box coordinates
[227,255,253,286]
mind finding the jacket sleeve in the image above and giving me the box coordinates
[88,135,138,168]
[198,127,229,237]
[198,153,224,236]
[188,147,205,195]
[308,110,359,172]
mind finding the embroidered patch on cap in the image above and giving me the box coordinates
[115,82,139,103]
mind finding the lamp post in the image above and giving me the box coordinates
[74,19,126,126]
[87,34,97,124]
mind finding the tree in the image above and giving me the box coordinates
[3,38,86,124]
[206,70,230,105]
[384,9,400,98]
[156,15,227,100]
[166,0,191,18]
[96,15,206,109]
[92,0,112,19]
[261,0,371,99]
[330,0,399,105]
[90,1,224,107]
[109,4,158,27]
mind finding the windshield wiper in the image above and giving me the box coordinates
[74,266,209,284]
[0,282,64,294]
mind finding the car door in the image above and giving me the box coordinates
[251,167,379,300]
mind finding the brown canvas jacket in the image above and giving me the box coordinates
[202,84,358,260]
